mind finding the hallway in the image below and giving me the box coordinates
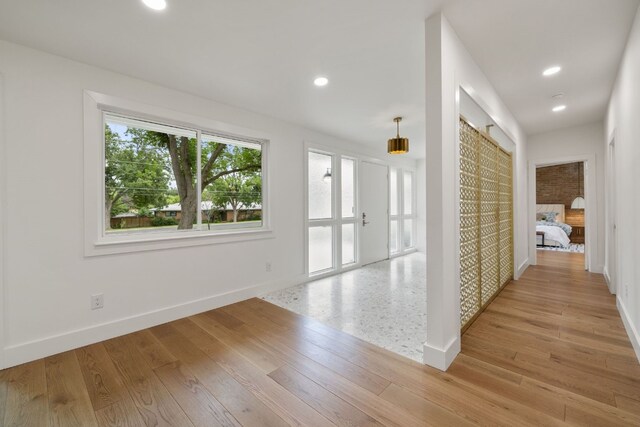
[535,248,587,270]
[461,250,640,423]
[1,252,639,425]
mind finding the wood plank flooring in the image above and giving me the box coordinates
[1,251,639,426]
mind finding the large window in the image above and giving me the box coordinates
[307,150,357,275]
[104,113,264,235]
[390,168,416,255]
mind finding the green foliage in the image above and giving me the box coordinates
[151,217,178,227]
[105,121,262,230]
[105,124,171,217]
[204,170,261,221]
[137,207,154,218]
[165,194,181,205]
[200,142,261,188]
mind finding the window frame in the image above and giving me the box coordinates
[84,91,273,256]
[305,145,360,277]
[389,167,417,256]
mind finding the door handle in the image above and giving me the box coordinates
[362,212,369,226]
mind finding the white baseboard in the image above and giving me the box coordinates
[516,258,529,280]
[603,267,616,294]
[3,274,306,369]
[591,264,604,274]
[617,297,640,363]
[423,335,460,371]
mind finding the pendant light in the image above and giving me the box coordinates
[571,162,585,209]
[387,117,409,154]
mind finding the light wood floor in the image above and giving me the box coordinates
[1,251,639,426]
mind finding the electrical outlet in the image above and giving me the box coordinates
[91,294,104,310]
[266,262,272,272]
[625,284,629,299]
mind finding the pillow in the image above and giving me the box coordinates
[542,212,558,222]
[536,213,545,221]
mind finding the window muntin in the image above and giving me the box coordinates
[104,113,263,235]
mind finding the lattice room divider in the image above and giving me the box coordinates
[459,116,513,331]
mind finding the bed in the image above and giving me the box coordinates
[536,204,573,248]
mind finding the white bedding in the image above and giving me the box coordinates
[536,224,570,248]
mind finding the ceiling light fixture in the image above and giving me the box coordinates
[543,66,562,76]
[387,117,409,154]
[142,0,167,11]
[314,77,329,87]
[552,105,567,112]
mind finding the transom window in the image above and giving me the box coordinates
[104,113,264,235]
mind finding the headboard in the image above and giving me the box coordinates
[536,204,565,223]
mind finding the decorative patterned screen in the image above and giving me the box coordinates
[479,135,499,305]
[498,149,514,287]
[459,116,513,331]
[459,120,481,326]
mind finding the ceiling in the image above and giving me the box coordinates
[0,0,638,157]
[444,0,640,136]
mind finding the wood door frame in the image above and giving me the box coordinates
[528,154,597,271]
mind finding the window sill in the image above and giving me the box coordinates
[85,228,274,257]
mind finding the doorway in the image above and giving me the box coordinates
[528,155,596,271]
[359,161,389,265]
[534,162,586,260]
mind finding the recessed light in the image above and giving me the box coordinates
[552,105,567,112]
[543,66,562,76]
[314,77,329,87]
[142,0,166,11]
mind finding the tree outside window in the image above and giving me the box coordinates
[104,114,263,233]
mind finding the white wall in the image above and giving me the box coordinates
[460,89,516,154]
[0,40,417,368]
[416,158,427,254]
[527,121,605,273]
[605,4,640,361]
[424,13,528,370]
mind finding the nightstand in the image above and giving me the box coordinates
[571,226,585,244]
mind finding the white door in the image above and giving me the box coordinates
[360,162,389,265]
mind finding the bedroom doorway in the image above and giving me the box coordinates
[529,157,594,271]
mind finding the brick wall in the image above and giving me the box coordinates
[536,162,583,209]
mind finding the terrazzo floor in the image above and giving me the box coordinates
[262,252,427,362]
